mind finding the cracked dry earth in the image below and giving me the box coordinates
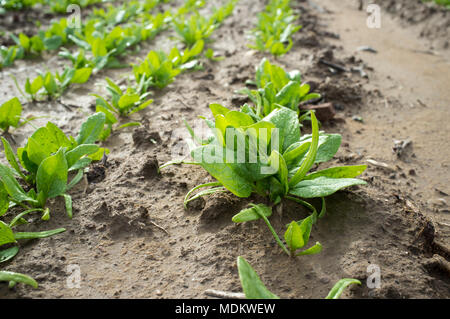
[0,0,449,298]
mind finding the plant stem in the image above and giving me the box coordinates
[257,210,290,256]
[286,195,318,223]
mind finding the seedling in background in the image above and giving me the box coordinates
[172,12,216,47]
[93,77,153,140]
[133,40,204,93]
[162,105,366,256]
[250,0,302,56]
[0,97,32,135]
[238,58,320,119]
[0,113,106,218]
[237,256,361,299]
[20,67,92,101]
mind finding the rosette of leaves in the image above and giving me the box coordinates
[133,40,204,93]
[238,58,320,119]
[250,0,302,56]
[162,104,366,256]
[93,77,153,141]
[0,113,106,218]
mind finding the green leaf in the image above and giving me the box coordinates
[0,221,15,246]
[191,144,253,198]
[209,103,230,117]
[232,203,272,223]
[43,35,62,50]
[289,177,367,198]
[288,111,319,187]
[36,148,68,201]
[268,150,288,192]
[325,278,361,299]
[0,97,22,130]
[65,144,99,168]
[0,271,38,288]
[70,67,92,84]
[26,122,72,166]
[237,256,279,299]
[30,76,44,95]
[14,228,66,240]
[0,164,35,204]
[225,110,255,128]
[76,112,106,145]
[0,184,9,217]
[297,242,322,256]
[0,246,19,263]
[304,165,367,180]
[1,137,25,179]
[88,147,110,161]
[118,92,140,110]
[63,194,72,219]
[284,221,304,252]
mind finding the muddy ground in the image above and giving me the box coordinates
[0,0,449,298]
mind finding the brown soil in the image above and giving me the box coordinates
[0,0,449,299]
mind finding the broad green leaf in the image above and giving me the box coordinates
[0,165,35,203]
[297,213,315,246]
[0,271,38,288]
[326,278,361,299]
[290,177,367,198]
[65,144,99,168]
[237,256,279,299]
[299,134,342,164]
[0,97,22,130]
[262,107,300,153]
[225,111,255,128]
[36,148,68,201]
[297,242,322,256]
[0,246,19,263]
[284,221,304,252]
[0,221,15,246]
[1,137,25,179]
[275,81,301,110]
[232,203,272,223]
[118,92,140,110]
[304,165,367,180]
[76,112,106,145]
[283,141,310,166]
[191,145,253,198]
[70,67,92,84]
[88,147,110,161]
[26,122,72,165]
[30,76,44,95]
[209,103,230,117]
[43,35,62,50]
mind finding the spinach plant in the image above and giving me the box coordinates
[0,113,106,217]
[237,256,361,299]
[21,67,92,101]
[133,40,204,92]
[239,58,320,118]
[250,0,302,56]
[172,12,216,47]
[0,97,31,134]
[163,104,366,256]
[93,78,153,140]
